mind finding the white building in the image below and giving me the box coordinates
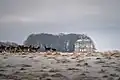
[74,34,96,53]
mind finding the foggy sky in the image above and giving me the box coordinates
[0,0,120,51]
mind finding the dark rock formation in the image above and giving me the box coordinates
[24,33,93,52]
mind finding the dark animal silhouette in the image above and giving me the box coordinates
[44,45,51,51]
[8,45,16,53]
[51,48,56,52]
[6,46,11,52]
[0,44,41,53]
[0,45,6,52]
[30,46,40,52]
[44,45,57,52]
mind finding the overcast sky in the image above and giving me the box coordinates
[0,0,120,51]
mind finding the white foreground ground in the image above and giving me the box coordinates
[0,52,120,80]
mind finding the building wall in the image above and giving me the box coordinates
[74,40,95,53]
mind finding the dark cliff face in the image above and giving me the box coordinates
[23,33,93,52]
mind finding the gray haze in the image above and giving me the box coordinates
[0,0,120,51]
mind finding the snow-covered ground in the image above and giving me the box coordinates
[0,52,120,80]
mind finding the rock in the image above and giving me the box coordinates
[49,68,60,72]
[51,73,69,80]
[67,68,79,70]
[95,60,105,64]
[51,73,64,77]
[46,78,52,80]
[77,60,84,63]
[0,69,6,71]
[84,63,88,66]
[42,66,48,69]
[76,64,82,66]
[5,64,15,67]
[98,69,106,73]
[102,64,110,67]
[29,56,33,58]
[110,62,116,64]
[61,59,70,63]
[3,56,8,59]
[42,77,52,80]
[103,75,108,78]
[20,68,26,70]
[21,64,32,67]
[81,73,86,75]
[83,63,91,67]
[110,73,119,77]
[96,57,101,60]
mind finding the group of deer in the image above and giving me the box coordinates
[0,45,57,53]
[0,45,40,53]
